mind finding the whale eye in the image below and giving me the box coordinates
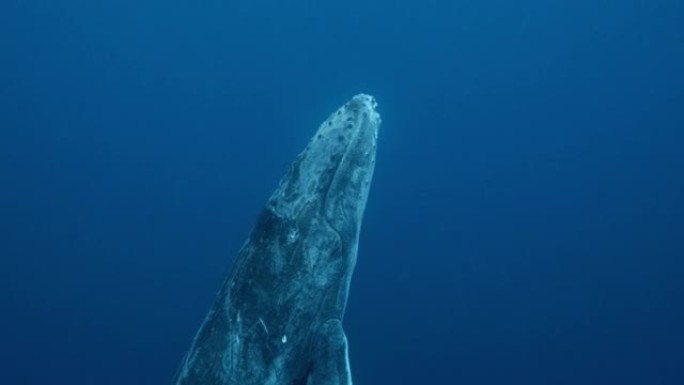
[287,229,299,243]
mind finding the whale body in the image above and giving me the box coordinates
[174,94,381,385]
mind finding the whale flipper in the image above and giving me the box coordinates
[307,319,352,385]
[174,94,380,385]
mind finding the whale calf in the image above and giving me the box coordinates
[174,94,381,385]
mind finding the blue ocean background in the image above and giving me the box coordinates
[2,0,683,384]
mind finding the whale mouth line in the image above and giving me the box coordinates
[322,113,365,197]
[320,109,376,239]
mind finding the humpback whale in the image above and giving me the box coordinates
[174,94,381,385]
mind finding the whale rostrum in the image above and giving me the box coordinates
[174,94,381,385]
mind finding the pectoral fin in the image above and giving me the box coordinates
[307,319,353,385]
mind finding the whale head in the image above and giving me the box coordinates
[268,94,380,239]
[258,94,380,306]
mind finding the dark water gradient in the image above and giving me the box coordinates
[1,0,682,384]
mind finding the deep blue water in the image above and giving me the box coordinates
[2,0,683,384]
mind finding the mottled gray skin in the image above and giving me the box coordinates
[174,94,380,385]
